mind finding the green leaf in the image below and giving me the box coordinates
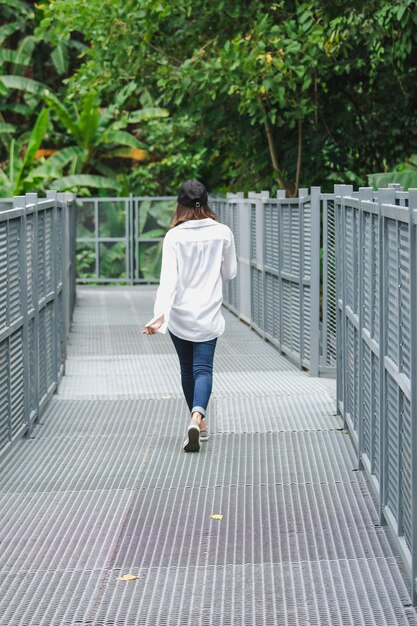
[49,174,123,192]
[102,130,143,149]
[0,48,32,66]
[0,23,22,45]
[14,108,49,191]
[368,171,417,190]
[31,146,86,177]
[141,228,165,239]
[0,0,32,16]
[3,102,32,116]
[78,92,100,148]
[127,107,169,123]
[0,123,16,134]
[43,90,81,140]
[0,74,46,94]
[51,43,69,75]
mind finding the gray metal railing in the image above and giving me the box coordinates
[0,191,76,459]
[76,196,176,283]
[212,188,324,376]
[335,185,417,604]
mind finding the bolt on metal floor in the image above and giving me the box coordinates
[0,286,416,626]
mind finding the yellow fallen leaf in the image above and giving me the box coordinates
[116,574,143,581]
[210,514,223,520]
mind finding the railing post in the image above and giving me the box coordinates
[310,186,321,376]
[25,193,38,429]
[408,188,417,605]
[47,190,59,390]
[378,187,396,527]
[236,193,251,323]
[13,196,29,434]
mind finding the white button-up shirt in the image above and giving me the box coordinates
[146,218,237,341]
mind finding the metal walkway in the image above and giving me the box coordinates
[0,286,416,626]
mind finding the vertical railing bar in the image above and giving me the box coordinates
[299,193,304,368]
[129,194,133,284]
[322,197,329,369]
[396,215,404,537]
[310,187,321,376]
[277,189,285,352]
[95,198,99,280]
[13,196,28,436]
[47,190,59,390]
[136,198,140,281]
[261,191,268,339]
[408,189,417,605]
[25,194,37,428]
[357,190,365,470]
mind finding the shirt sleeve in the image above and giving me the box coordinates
[145,232,178,334]
[221,231,237,282]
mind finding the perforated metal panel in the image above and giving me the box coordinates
[322,197,337,370]
[335,188,417,605]
[0,339,9,450]
[0,194,76,457]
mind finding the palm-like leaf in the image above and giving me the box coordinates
[49,174,123,192]
[30,146,86,178]
[102,130,144,149]
[0,74,46,94]
[0,22,21,45]
[43,90,81,140]
[0,48,32,66]
[0,122,16,134]
[126,107,169,123]
[78,93,100,148]
[14,107,49,191]
[51,43,68,75]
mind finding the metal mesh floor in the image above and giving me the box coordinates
[0,286,415,625]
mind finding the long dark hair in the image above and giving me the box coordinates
[171,203,218,228]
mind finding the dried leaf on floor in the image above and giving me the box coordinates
[116,574,144,581]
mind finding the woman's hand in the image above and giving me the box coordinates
[142,315,164,335]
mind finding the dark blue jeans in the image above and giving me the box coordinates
[169,331,217,419]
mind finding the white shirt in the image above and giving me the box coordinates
[146,218,237,341]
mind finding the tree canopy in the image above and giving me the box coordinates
[1,0,417,195]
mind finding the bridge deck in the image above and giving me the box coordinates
[0,286,416,626]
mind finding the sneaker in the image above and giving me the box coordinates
[199,428,209,442]
[183,419,200,452]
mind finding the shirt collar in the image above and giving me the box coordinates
[176,218,218,229]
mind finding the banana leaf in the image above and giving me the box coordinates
[0,23,21,45]
[51,43,68,75]
[0,74,46,94]
[126,107,169,123]
[78,93,100,148]
[368,171,417,190]
[14,108,49,192]
[43,90,81,141]
[30,146,86,178]
[0,123,16,134]
[0,48,31,66]
[102,130,143,149]
[49,174,123,192]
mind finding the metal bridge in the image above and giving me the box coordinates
[1,188,417,625]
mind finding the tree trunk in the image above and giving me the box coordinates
[263,117,288,192]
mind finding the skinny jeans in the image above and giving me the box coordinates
[169,331,217,418]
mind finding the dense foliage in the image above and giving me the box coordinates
[1,0,417,196]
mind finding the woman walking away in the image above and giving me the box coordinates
[143,180,237,452]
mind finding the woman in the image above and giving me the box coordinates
[143,180,237,452]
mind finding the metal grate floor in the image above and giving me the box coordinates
[0,286,415,626]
